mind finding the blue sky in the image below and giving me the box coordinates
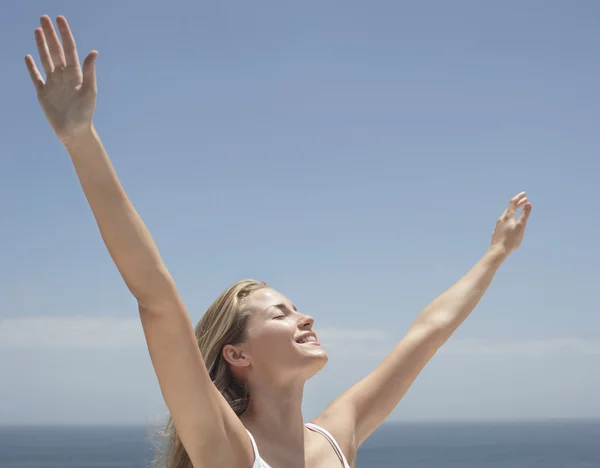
[0,1,598,425]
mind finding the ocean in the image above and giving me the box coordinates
[0,420,599,467]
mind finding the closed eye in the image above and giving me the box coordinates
[273,315,286,320]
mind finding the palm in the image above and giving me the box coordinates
[25,15,97,141]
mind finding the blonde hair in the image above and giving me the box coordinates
[152,279,269,468]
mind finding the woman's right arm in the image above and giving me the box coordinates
[64,128,253,466]
[26,15,253,467]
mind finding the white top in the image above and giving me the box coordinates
[247,422,351,468]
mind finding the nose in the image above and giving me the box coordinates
[298,314,314,330]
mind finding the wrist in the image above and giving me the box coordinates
[485,245,509,265]
[60,124,97,151]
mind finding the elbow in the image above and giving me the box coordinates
[408,321,452,350]
[125,266,180,310]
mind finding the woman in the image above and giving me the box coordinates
[25,15,532,468]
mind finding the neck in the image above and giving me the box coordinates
[241,379,306,445]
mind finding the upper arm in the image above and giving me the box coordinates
[138,295,253,467]
[319,324,444,449]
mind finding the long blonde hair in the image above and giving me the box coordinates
[152,279,268,468]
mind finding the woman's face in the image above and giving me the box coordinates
[232,288,328,384]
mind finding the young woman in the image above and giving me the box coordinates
[25,15,532,468]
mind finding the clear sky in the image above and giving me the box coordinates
[1,1,598,426]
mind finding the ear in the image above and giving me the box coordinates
[222,344,251,369]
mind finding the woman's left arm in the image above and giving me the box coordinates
[316,192,532,452]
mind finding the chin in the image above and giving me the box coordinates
[301,347,328,379]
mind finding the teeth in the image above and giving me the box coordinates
[298,336,316,343]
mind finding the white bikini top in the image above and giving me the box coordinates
[247,422,351,468]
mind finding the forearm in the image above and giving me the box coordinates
[410,246,507,343]
[63,125,174,304]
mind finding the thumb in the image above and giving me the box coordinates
[517,202,532,228]
[81,50,98,94]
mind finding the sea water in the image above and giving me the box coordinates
[0,420,598,467]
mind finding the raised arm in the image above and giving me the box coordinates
[317,192,532,452]
[25,15,253,467]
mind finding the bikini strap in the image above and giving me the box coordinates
[305,422,350,467]
[246,429,260,460]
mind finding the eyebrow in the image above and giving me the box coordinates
[273,303,298,312]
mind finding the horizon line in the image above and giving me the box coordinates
[1,416,599,428]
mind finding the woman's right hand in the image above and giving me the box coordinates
[25,15,98,144]
[24,16,255,467]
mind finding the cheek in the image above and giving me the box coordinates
[248,322,296,355]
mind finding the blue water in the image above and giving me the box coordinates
[0,420,599,467]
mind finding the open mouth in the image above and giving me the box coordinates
[295,333,320,346]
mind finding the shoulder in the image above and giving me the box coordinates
[311,405,358,464]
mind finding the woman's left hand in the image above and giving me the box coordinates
[490,191,532,257]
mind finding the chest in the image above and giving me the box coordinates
[255,432,352,468]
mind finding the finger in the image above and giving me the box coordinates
[517,202,532,228]
[34,28,54,75]
[56,15,80,69]
[24,55,45,91]
[81,50,99,94]
[507,191,527,214]
[516,196,528,209]
[40,15,66,69]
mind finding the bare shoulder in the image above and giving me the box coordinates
[311,402,358,464]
